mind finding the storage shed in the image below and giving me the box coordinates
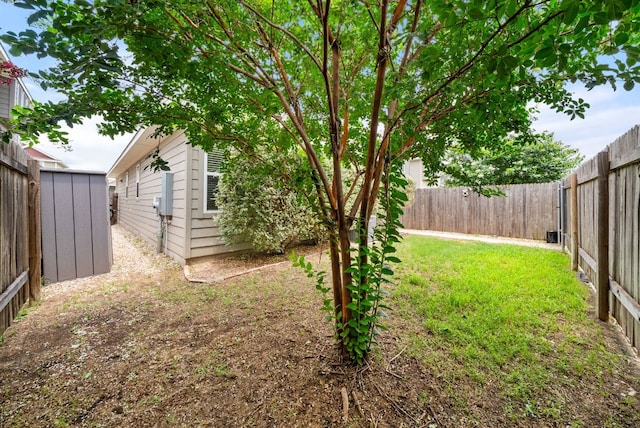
[40,169,113,283]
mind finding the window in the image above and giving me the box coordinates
[135,164,140,198]
[204,150,223,212]
[125,171,129,199]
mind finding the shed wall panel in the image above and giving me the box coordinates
[90,174,112,274]
[72,174,94,278]
[40,172,58,283]
[53,173,77,281]
[40,170,112,284]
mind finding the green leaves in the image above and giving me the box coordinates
[561,0,580,25]
[614,32,629,46]
[26,9,49,25]
[145,148,170,172]
[291,252,330,311]
[468,8,484,21]
[443,132,584,191]
[219,152,325,254]
[13,2,36,10]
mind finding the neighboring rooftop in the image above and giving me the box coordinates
[23,145,68,169]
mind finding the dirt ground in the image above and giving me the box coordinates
[1,226,639,427]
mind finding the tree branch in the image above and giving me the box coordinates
[239,0,323,72]
[366,0,420,219]
[384,1,561,161]
[204,1,278,88]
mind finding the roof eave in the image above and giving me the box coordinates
[107,126,161,178]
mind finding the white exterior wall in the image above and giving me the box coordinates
[0,80,31,120]
[0,83,9,119]
[38,160,66,169]
[403,158,430,189]
[115,131,188,264]
[112,131,249,265]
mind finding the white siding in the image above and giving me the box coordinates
[115,131,188,264]
[113,132,249,264]
[404,158,429,189]
[0,80,30,120]
[0,84,9,119]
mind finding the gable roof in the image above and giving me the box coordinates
[23,145,68,168]
[24,146,56,160]
[107,126,162,178]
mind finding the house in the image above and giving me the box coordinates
[402,158,430,189]
[107,127,249,265]
[23,145,68,169]
[0,44,31,127]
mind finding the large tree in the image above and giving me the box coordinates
[2,0,640,362]
[443,132,584,193]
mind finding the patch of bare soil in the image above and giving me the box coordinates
[1,226,639,427]
[184,241,325,283]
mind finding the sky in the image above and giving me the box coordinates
[1,3,640,172]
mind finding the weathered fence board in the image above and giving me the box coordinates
[607,126,640,349]
[400,182,558,241]
[566,124,640,352]
[0,140,31,335]
[28,159,41,302]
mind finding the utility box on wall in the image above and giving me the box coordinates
[40,169,113,284]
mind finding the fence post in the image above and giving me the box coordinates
[596,150,610,321]
[27,159,41,303]
[570,173,578,271]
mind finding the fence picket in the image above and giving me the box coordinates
[568,124,640,352]
[0,139,30,335]
[400,183,558,241]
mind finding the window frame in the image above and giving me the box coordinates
[125,171,129,199]
[203,150,223,213]
[135,163,140,198]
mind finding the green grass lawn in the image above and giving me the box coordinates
[392,235,627,422]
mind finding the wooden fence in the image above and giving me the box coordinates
[400,182,558,241]
[0,140,41,335]
[562,125,640,351]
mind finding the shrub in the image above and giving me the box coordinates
[217,153,324,254]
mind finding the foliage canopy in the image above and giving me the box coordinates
[2,0,640,362]
[443,133,584,192]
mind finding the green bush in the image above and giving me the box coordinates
[217,153,324,254]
